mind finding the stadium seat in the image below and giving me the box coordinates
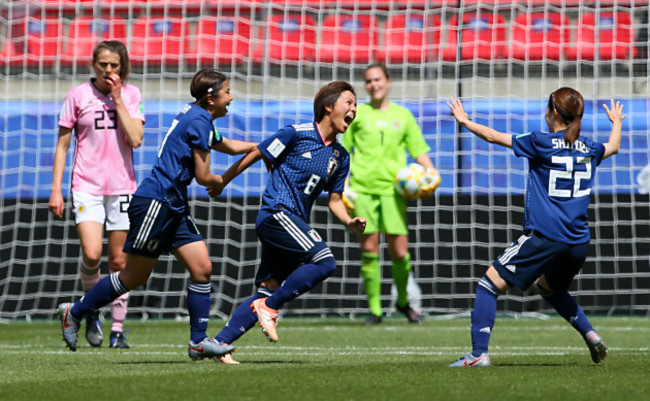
[317,14,379,64]
[376,13,442,64]
[62,16,128,65]
[4,17,64,67]
[129,16,188,66]
[189,16,252,66]
[441,12,507,61]
[566,11,634,60]
[509,12,570,61]
[253,14,317,63]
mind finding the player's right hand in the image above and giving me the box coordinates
[49,191,64,218]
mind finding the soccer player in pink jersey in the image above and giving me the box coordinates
[49,41,145,349]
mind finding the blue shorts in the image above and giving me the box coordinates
[255,211,333,285]
[123,196,203,258]
[493,230,590,291]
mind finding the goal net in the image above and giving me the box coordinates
[1,0,648,321]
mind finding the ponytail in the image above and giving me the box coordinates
[564,118,581,143]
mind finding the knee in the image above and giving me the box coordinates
[82,252,102,268]
[190,261,213,282]
[535,280,557,297]
[108,254,126,273]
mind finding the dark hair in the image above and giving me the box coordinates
[547,87,584,143]
[313,81,356,122]
[364,63,391,80]
[190,68,228,107]
[93,40,130,83]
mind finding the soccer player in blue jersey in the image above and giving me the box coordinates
[446,88,625,367]
[57,68,256,360]
[208,81,367,364]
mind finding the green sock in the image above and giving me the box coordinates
[361,252,381,316]
[391,253,412,308]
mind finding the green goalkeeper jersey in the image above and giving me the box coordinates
[342,102,430,196]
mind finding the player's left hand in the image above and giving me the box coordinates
[347,217,366,234]
[447,97,470,125]
[417,168,441,199]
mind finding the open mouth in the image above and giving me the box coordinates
[344,112,355,126]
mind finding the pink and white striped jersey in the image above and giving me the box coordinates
[59,80,145,195]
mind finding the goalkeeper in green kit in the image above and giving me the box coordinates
[342,64,440,324]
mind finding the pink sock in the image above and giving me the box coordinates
[111,292,129,332]
[80,261,100,292]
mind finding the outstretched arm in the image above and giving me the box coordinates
[212,137,257,155]
[207,146,265,198]
[602,99,625,160]
[447,97,512,148]
[329,192,366,234]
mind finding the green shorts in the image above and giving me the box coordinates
[353,192,408,235]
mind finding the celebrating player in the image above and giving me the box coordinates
[210,81,366,364]
[49,41,144,348]
[341,64,438,324]
[447,88,625,367]
[57,68,256,360]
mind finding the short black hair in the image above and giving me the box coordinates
[313,81,356,122]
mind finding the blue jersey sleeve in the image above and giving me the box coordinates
[258,126,297,165]
[592,142,606,166]
[210,128,225,148]
[512,131,537,159]
[187,118,212,152]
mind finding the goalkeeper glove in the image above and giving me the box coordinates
[342,179,358,211]
[417,168,441,199]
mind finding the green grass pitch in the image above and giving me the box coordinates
[1,316,648,401]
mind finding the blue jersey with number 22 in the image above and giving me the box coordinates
[512,130,605,243]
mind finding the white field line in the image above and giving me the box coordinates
[1,344,647,357]
[277,325,650,332]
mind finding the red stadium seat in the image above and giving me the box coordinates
[376,13,442,64]
[0,34,21,67]
[509,12,570,61]
[62,16,128,65]
[253,14,317,63]
[189,16,252,66]
[442,12,507,61]
[566,12,634,61]
[129,16,188,65]
[4,17,64,67]
[317,14,379,64]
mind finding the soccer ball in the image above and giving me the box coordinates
[394,163,427,199]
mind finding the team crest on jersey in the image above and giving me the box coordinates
[146,239,160,252]
[327,157,339,177]
[392,120,402,130]
[333,149,340,157]
[307,229,322,242]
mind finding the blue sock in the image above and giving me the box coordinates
[187,281,211,344]
[265,257,336,310]
[470,276,499,357]
[71,272,128,319]
[215,287,274,344]
[542,290,593,337]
